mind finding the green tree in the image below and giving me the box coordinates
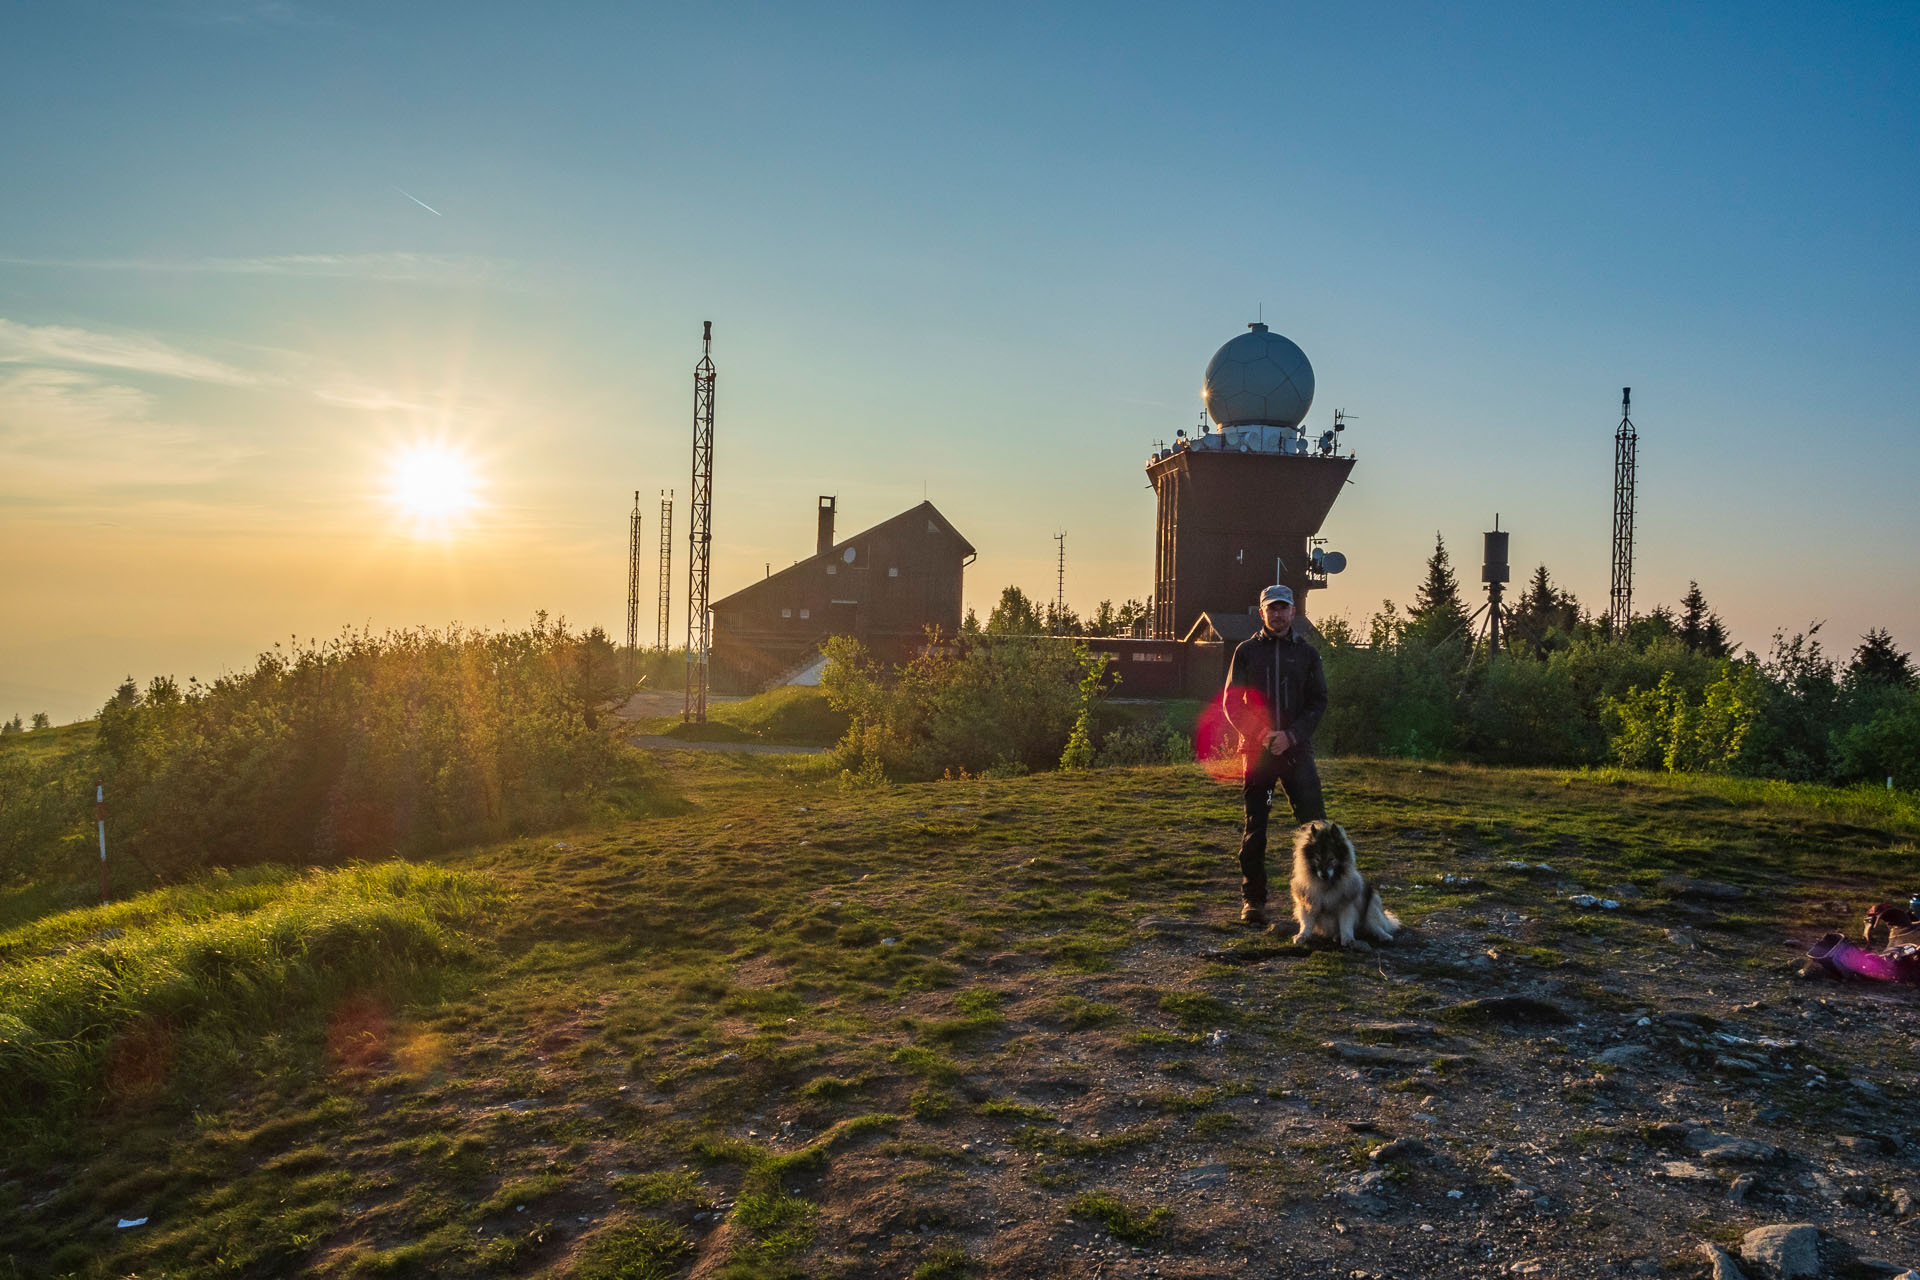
[1847,628,1914,689]
[1677,582,1732,657]
[985,586,1043,635]
[1406,533,1469,647]
[0,715,20,736]
[1044,602,1082,636]
[960,607,982,636]
[29,713,50,730]
[1505,564,1581,656]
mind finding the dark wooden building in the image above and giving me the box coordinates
[710,499,976,693]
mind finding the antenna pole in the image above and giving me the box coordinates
[1609,387,1637,636]
[1054,530,1067,633]
[625,491,642,684]
[685,323,715,723]
[657,490,674,651]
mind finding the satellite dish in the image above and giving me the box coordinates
[842,547,857,563]
[1310,548,1348,575]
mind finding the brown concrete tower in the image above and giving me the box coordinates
[1146,323,1353,639]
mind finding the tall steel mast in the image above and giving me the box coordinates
[625,491,642,683]
[656,489,674,652]
[684,323,715,723]
[1609,387,1637,635]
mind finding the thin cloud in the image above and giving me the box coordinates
[0,318,259,386]
[0,252,503,284]
[0,367,250,489]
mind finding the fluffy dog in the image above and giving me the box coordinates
[1289,820,1401,948]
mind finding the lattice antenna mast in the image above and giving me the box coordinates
[1053,530,1067,632]
[684,322,716,723]
[625,491,642,683]
[656,490,674,651]
[1609,387,1637,635]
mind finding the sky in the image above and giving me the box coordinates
[2,1,1916,723]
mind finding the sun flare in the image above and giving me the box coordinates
[384,444,481,531]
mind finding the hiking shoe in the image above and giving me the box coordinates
[1240,902,1268,926]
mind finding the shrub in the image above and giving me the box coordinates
[76,619,663,879]
[1831,685,1920,789]
[821,633,1105,781]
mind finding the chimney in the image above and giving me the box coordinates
[817,496,836,556]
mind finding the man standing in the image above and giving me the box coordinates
[1223,584,1328,925]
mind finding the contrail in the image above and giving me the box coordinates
[393,186,442,216]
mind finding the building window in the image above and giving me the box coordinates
[888,567,899,578]
[781,608,792,618]
[1132,652,1173,663]
[799,609,810,620]
[826,564,837,576]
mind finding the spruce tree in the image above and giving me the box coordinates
[1678,581,1732,657]
[1848,628,1915,688]
[1507,564,1580,654]
[1408,532,1469,644]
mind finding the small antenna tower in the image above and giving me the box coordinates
[1053,530,1067,631]
[1609,387,1637,635]
[656,489,673,650]
[625,491,642,682]
[685,322,715,723]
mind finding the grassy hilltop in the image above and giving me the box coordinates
[4,749,1919,1279]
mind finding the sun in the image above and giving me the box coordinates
[384,443,481,531]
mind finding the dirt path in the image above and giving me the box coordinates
[630,735,827,756]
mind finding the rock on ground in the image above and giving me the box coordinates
[1739,1223,1821,1279]
[1699,1242,1749,1280]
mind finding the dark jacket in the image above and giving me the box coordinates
[1223,627,1328,753]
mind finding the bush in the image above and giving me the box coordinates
[75,619,659,880]
[1831,685,1920,789]
[821,634,1104,781]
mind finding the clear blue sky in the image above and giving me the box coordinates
[3,1,1916,722]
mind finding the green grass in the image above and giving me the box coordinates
[6,752,1920,1277]
[640,685,849,745]
[1066,1190,1172,1244]
[0,862,497,1141]
[572,1219,695,1280]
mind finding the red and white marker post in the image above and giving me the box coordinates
[96,783,108,903]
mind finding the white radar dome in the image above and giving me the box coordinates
[1202,322,1315,429]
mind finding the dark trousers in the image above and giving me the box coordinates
[1239,748,1326,906]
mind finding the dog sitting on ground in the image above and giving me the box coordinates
[1289,820,1401,948]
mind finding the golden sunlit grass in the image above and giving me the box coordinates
[384,442,481,534]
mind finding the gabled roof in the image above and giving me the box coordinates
[1182,611,1262,644]
[712,501,975,611]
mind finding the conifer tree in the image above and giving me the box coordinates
[1848,628,1915,688]
[1407,532,1469,644]
[1678,581,1732,657]
[1506,564,1581,655]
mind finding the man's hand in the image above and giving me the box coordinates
[1266,729,1292,754]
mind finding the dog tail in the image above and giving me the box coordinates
[1363,884,1401,938]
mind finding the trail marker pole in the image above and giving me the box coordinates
[96,783,108,903]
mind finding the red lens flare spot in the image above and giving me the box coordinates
[327,994,393,1073]
[1194,692,1271,784]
